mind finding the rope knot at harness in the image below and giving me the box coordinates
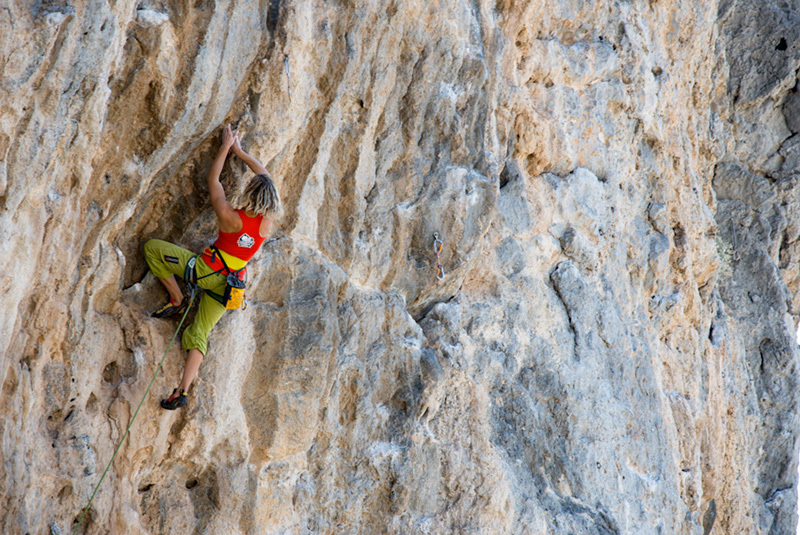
[434,233,445,280]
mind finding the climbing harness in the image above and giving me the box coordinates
[730,220,741,262]
[205,246,247,310]
[186,247,248,310]
[433,233,445,280]
[284,54,292,103]
[71,288,197,535]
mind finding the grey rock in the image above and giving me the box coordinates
[559,224,599,271]
[648,231,671,280]
[496,236,526,276]
[702,498,717,535]
[647,202,669,235]
[498,161,534,236]
[419,349,444,385]
[713,162,775,208]
[779,135,800,175]
[718,0,800,105]
[783,90,800,135]
[713,124,800,535]
[549,260,600,360]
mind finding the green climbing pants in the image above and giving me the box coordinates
[143,239,228,355]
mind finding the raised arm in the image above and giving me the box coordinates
[207,125,240,230]
[232,135,269,175]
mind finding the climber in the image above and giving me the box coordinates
[143,124,281,410]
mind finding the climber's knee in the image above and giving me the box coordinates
[182,325,209,355]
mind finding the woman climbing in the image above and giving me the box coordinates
[143,124,281,410]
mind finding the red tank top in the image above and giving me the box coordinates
[212,210,266,263]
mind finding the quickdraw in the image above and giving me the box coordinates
[284,54,292,103]
[434,232,445,280]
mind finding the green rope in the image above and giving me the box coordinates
[71,289,195,535]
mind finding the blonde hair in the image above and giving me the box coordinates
[237,174,282,219]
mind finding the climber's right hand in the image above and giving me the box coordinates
[221,124,236,151]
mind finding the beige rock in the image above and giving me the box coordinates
[2,0,799,534]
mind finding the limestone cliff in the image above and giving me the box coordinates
[2,0,800,533]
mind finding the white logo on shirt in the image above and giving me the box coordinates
[238,233,256,248]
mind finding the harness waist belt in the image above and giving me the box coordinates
[201,247,247,280]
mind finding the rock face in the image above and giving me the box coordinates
[2,0,800,533]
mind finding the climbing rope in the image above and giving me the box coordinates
[434,233,445,280]
[71,288,196,535]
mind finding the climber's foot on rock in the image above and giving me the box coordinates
[152,297,188,318]
[160,388,188,410]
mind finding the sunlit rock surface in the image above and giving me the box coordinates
[2,0,800,533]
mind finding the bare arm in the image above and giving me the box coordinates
[232,135,269,175]
[208,125,241,231]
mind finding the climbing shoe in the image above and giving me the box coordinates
[151,297,189,318]
[160,388,188,410]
